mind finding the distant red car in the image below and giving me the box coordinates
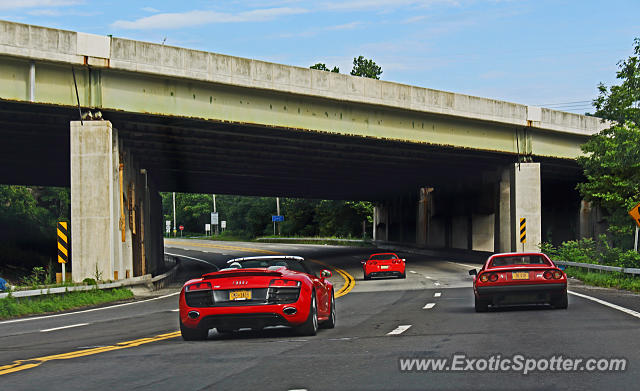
[362,253,406,280]
[469,252,567,312]
[179,256,335,340]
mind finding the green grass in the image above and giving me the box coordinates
[0,288,134,320]
[254,237,372,247]
[565,267,640,292]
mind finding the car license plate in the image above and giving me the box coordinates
[380,265,389,270]
[229,290,251,301]
[512,272,529,280]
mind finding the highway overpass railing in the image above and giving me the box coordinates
[554,260,640,276]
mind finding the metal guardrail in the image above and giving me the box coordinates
[0,253,182,299]
[554,260,640,275]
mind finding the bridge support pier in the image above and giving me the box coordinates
[501,162,541,252]
[71,120,162,282]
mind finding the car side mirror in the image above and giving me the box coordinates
[468,269,477,276]
[321,269,332,278]
[402,259,406,262]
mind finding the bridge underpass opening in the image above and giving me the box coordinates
[0,99,588,282]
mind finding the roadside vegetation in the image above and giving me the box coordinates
[0,288,133,320]
[564,267,640,293]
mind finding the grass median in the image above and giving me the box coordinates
[0,288,134,320]
[565,267,640,292]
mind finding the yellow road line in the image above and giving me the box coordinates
[166,239,356,297]
[0,331,181,376]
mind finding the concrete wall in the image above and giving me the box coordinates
[510,163,542,252]
[71,120,162,282]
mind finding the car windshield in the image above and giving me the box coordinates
[369,254,397,260]
[490,255,550,267]
[231,258,309,274]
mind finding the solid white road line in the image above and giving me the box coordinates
[447,261,480,269]
[164,252,215,266]
[41,323,89,333]
[0,292,180,325]
[423,303,436,309]
[434,292,442,297]
[569,290,640,320]
[387,325,412,335]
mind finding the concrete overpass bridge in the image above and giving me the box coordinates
[0,20,607,281]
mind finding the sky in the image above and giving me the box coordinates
[1,0,638,113]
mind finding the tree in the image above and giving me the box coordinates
[310,63,340,73]
[350,56,382,79]
[593,38,640,126]
[577,38,640,246]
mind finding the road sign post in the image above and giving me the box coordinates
[57,221,69,282]
[179,225,184,237]
[272,215,284,236]
[520,218,526,252]
[211,212,219,236]
[628,202,640,252]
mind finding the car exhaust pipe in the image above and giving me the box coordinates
[283,307,297,316]
[188,310,200,319]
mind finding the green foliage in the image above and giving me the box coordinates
[161,193,374,239]
[83,278,97,286]
[310,63,340,73]
[593,38,640,126]
[541,235,640,268]
[576,123,640,244]
[565,267,640,292]
[22,266,46,288]
[350,56,382,79]
[0,288,133,320]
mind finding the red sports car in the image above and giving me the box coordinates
[469,252,568,312]
[362,253,406,280]
[179,256,335,340]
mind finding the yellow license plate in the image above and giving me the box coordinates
[229,290,252,301]
[380,265,389,270]
[512,272,529,280]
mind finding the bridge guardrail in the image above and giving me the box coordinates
[0,253,181,299]
[554,260,640,275]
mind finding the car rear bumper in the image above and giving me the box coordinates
[476,283,566,306]
[367,271,404,278]
[180,302,309,330]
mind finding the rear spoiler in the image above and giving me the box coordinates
[202,268,283,279]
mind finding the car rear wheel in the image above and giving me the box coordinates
[552,292,568,309]
[474,296,489,312]
[364,273,371,280]
[295,291,318,336]
[180,321,209,341]
[399,272,406,279]
[320,290,336,329]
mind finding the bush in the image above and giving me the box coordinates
[541,235,640,268]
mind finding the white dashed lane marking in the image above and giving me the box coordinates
[434,292,442,297]
[387,325,412,335]
[423,303,436,309]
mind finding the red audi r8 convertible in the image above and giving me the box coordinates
[362,253,406,280]
[469,252,568,312]
[179,256,335,340]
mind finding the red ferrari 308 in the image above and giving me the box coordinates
[179,256,335,340]
[362,253,406,280]
[469,252,568,312]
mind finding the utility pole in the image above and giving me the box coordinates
[172,192,176,237]
[213,194,218,236]
[276,197,281,236]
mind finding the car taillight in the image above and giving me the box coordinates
[269,279,301,288]
[553,270,563,279]
[369,261,377,265]
[480,274,489,282]
[543,271,553,280]
[186,281,212,291]
[489,273,499,282]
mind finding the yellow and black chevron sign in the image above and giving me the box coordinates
[57,221,69,264]
[520,218,526,244]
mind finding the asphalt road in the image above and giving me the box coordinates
[2,239,640,390]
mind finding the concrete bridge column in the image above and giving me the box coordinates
[71,120,158,282]
[373,204,389,241]
[507,163,541,252]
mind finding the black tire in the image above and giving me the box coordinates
[295,291,318,336]
[216,327,233,334]
[474,296,489,313]
[320,290,336,329]
[364,273,371,281]
[180,320,208,341]
[399,273,406,279]
[552,292,568,309]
